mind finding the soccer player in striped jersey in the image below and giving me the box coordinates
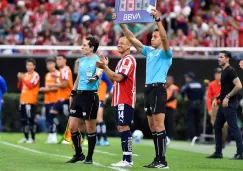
[117,8,172,169]
[39,58,60,143]
[96,36,136,167]
[17,58,40,144]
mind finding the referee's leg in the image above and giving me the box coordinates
[67,95,85,163]
[149,86,168,168]
[83,93,99,164]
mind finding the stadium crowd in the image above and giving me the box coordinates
[1,0,243,54]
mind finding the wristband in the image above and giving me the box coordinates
[70,90,77,97]
[94,75,99,80]
[226,94,231,99]
[155,17,160,22]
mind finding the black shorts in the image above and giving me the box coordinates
[115,104,134,126]
[20,104,36,120]
[69,91,99,120]
[144,83,167,116]
[52,100,69,116]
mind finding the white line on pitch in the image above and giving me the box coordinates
[64,145,139,157]
[0,141,129,171]
[83,147,118,156]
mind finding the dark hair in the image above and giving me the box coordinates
[56,54,67,59]
[45,57,56,63]
[86,35,99,53]
[26,58,36,66]
[153,28,159,32]
[220,50,232,59]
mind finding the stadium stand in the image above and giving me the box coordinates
[0,0,243,55]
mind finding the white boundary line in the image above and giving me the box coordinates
[83,147,118,156]
[0,141,129,171]
[83,147,139,157]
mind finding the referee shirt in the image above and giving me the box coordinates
[141,46,173,84]
[77,55,101,90]
[219,65,238,103]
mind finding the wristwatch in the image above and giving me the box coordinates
[155,17,160,22]
[226,94,231,99]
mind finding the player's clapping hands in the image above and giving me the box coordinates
[96,55,109,69]
[47,83,58,88]
[39,87,46,92]
[17,72,24,80]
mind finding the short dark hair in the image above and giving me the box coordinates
[45,57,56,63]
[153,28,159,32]
[26,58,36,66]
[56,54,67,59]
[220,50,232,59]
[86,35,99,53]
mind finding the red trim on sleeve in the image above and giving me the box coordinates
[22,80,35,89]
[18,81,23,89]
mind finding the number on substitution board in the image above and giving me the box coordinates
[119,0,150,11]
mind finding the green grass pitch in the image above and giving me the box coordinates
[0,133,242,171]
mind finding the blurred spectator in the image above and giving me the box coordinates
[181,72,204,141]
[172,29,187,46]
[35,114,47,133]
[0,0,242,55]
[165,76,179,140]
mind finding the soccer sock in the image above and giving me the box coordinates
[29,117,36,140]
[71,131,83,156]
[24,125,29,140]
[96,123,102,142]
[152,132,159,159]
[30,125,37,140]
[87,133,97,160]
[49,123,56,134]
[101,122,107,141]
[49,115,57,133]
[157,130,167,162]
[120,135,125,161]
[21,119,29,139]
[121,130,132,163]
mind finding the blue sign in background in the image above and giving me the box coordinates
[114,0,157,24]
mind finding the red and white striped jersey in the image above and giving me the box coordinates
[112,54,136,108]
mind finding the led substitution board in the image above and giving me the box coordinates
[114,0,157,23]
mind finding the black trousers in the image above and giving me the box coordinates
[187,103,201,140]
[165,107,176,139]
[214,104,243,154]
